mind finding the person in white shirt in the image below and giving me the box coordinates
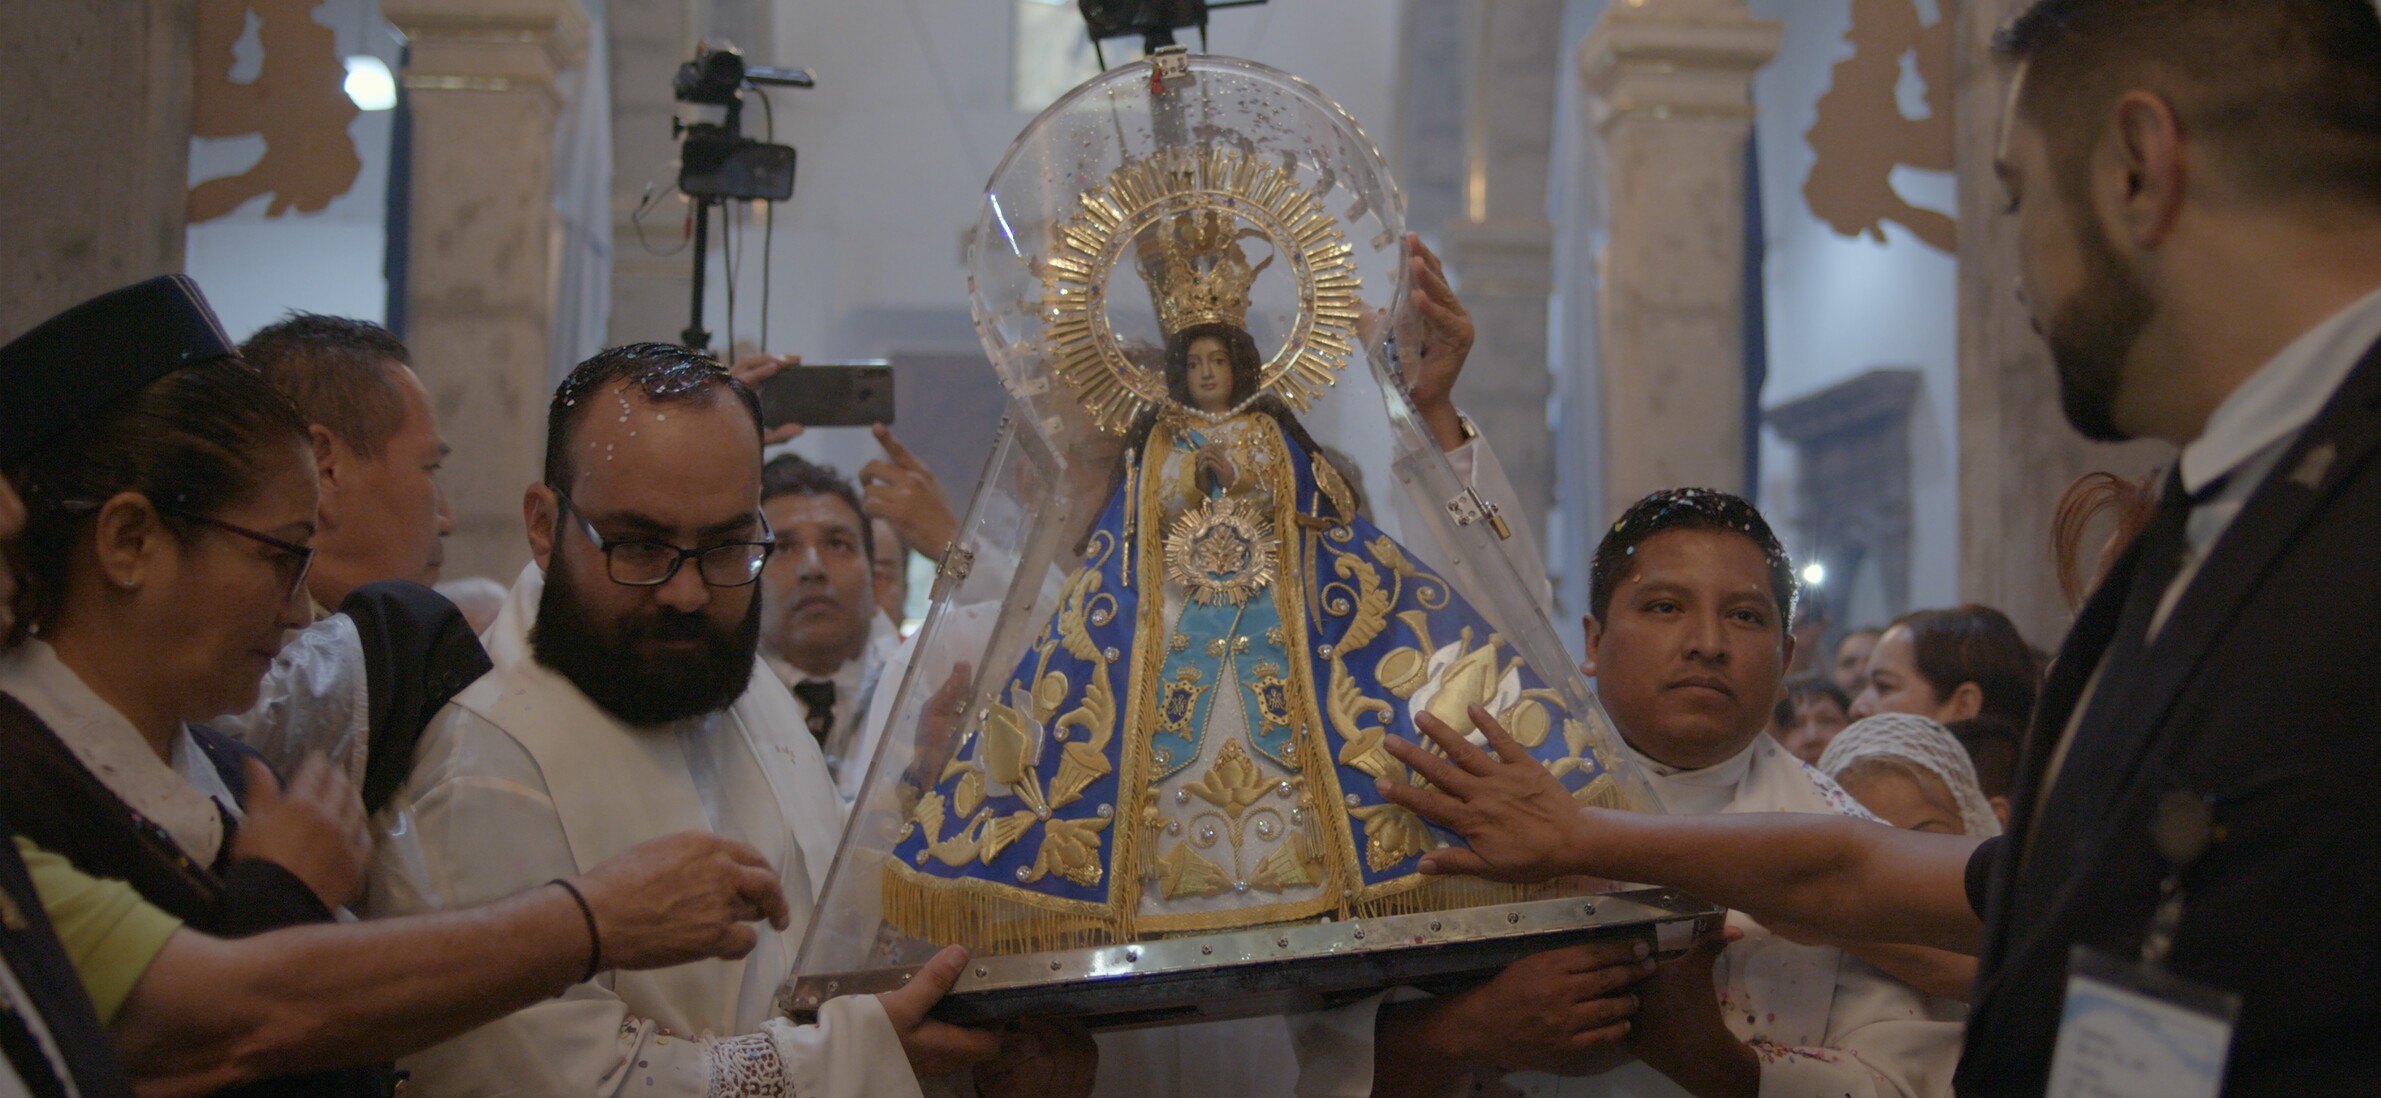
[367,342,1090,1098]
[757,453,902,804]
[1371,489,1958,1098]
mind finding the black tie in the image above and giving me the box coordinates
[793,680,837,748]
[2040,470,2224,842]
[2077,471,2229,721]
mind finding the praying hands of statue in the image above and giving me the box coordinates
[1192,444,1239,497]
[727,353,805,444]
[1376,705,1602,885]
[234,754,372,910]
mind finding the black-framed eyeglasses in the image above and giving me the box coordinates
[552,488,776,588]
[60,499,314,604]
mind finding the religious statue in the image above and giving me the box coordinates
[877,146,1632,956]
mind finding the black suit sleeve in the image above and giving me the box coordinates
[1966,834,2003,920]
[337,581,493,815]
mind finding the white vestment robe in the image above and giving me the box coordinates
[1469,736,1960,1098]
[366,564,918,1097]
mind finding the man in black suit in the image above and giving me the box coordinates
[1369,1,2381,1094]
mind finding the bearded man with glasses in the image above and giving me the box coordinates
[364,344,1089,1098]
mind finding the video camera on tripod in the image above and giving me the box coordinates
[670,46,811,350]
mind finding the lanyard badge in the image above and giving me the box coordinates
[2045,789,2240,1098]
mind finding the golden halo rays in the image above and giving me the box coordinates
[1039,145,1362,435]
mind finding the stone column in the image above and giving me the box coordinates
[1576,0,1780,516]
[604,0,693,347]
[382,0,589,582]
[1952,0,2166,649]
[1440,0,1564,541]
[0,0,193,338]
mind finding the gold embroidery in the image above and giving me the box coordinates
[1375,646,1428,698]
[1247,830,1322,892]
[1419,629,1503,736]
[1185,739,1269,820]
[953,770,986,818]
[980,811,1039,864]
[1350,802,1433,872]
[1165,494,1276,605]
[1026,815,1113,886]
[1156,839,1235,899]
[1499,698,1551,749]
[1330,672,1400,781]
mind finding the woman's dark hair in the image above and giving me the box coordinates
[1787,674,1850,715]
[1889,604,2041,729]
[5,357,308,643]
[1946,714,2022,800]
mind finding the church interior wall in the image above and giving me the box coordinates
[182,0,399,341]
[1744,0,1960,627]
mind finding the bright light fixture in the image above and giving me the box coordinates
[343,55,397,111]
[1800,562,1826,587]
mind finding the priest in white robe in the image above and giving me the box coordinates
[365,344,1071,1097]
[1366,489,1961,1098]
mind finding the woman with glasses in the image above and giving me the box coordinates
[0,277,384,1097]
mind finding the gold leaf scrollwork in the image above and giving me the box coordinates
[1184,739,1269,820]
[1349,802,1433,873]
[1327,550,1393,654]
[1156,839,1235,899]
[1026,815,1113,887]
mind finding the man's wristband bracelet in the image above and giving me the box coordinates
[549,878,602,983]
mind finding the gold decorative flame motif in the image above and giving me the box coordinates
[1041,145,1364,434]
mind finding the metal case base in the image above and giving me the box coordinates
[783,888,1721,1030]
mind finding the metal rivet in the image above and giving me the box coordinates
[1507,912,1521,924]
[1125,947,1141,961]
[975,966,988,977]
[1050,960,1062,971]
[1353,929,1365,940]
[1201,944,1213,955]
[1276,936,1290,948]
[1429,921,1442,932]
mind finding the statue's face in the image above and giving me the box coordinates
[1184,336,1235,413]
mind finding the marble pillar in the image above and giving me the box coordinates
[1440,0,1565,551]
[1951,0,2167,649]
[1577,0,1781,519]
[382,0,589,582]
[0,0,193,338]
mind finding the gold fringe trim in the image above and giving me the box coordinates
[882,862,1127,955]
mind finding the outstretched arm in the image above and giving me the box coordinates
[103,830,790,1097]
[1377,707,1987,954]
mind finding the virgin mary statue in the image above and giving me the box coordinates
[876,195,1632,954]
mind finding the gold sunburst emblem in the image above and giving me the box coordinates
[1040,145,1364,434]
[1164,495,1276,605]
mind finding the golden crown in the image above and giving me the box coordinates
[1133,208,1268,339]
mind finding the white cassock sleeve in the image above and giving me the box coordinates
[368,707,921,1098]
[208,613,372,788]
[1743,952,1959,1098]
